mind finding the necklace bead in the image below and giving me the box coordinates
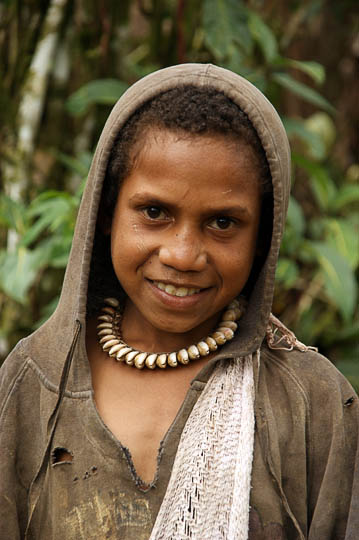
[97,297,245,370]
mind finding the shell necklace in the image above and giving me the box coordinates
[97,297,245,370]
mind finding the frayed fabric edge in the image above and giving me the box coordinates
[266,314,318,353]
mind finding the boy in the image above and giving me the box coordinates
[0,64,358,539]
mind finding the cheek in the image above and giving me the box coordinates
[219,236,258,284]
[111,219,151,276]
[223,253,253,279]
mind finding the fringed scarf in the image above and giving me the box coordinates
[150,352,257,540]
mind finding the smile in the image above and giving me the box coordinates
[152,281,202,297]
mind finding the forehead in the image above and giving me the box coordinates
[120,129,262,212]
[133,128,261,177]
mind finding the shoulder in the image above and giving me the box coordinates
[259,314,357,406]
[258,336,359,449]
[257,321,358,465]
[262,344,346,386]
[261,344,356,405]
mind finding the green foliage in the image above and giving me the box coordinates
[66,79,129,116]
[202,0,252,59]
[0,152,86,335]
[0,186,82,303]
[272,73,334,114]
[311,242,356,322]
[282,117,326,161]
[277,149,359,374]
[277,59,325,85]
[248,11,278,63]
[0,0,357,386]
[0,248,41,304]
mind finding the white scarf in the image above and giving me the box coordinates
[150,353,256,540]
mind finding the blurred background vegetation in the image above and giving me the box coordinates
[0,0,358,389]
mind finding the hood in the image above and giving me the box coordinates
[23,64,291,390]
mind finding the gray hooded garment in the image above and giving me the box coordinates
[0,64,358,539]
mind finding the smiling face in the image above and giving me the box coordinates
[110,129,262,352]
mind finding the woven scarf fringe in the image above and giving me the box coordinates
[149,352,257,540]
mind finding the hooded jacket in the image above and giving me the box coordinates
[0,64,358,540]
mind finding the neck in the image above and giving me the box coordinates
[121,302,221,353]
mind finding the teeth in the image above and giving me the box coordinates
[175,287,188,297]
[153,281,201,297]
[165,284,176,295]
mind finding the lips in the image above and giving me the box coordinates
[152,281,202,297]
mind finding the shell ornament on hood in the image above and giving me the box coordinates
[0,64,357,540]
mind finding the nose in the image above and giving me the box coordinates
[158,228,207,272]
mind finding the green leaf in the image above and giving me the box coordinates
[29,190,73,205]
[17,192,77,248]
[304,112,336,156]
[0,248,42,303]
[28,194,74,219]
[276,257,299,287]
[309,169,337,212]
[283,117,326,160]
[324,218,359,270]
[66,79,129,116]
[248,11,278,63]
[277,58,325,85]
[0,194,27,233]
[287,196,305,235]
[20,215,52,247]
[202,0,252,59]
[311,243,357,322]
[332,185,359,211]
[296,302,338,344]
[25,198,73,237]
[43,236,72,268]
[272,72,335,114]
[54,150,91,178]
[292,154,337,211]
[280,228,302,256]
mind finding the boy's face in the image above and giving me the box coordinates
[110,130,262,346]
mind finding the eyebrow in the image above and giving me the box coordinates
[128,192,252,218]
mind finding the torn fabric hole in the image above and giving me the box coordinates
[52,447,73,465]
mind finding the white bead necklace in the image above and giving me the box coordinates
[97,297,245,370]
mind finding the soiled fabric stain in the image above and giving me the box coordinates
[64,490,152,540]
[249,508,286,540]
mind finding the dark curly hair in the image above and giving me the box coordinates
[87,85,273,316]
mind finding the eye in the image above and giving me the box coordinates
[143,206,167,220]
[210,217,235,230]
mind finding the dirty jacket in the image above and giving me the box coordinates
[1,64,358,540]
